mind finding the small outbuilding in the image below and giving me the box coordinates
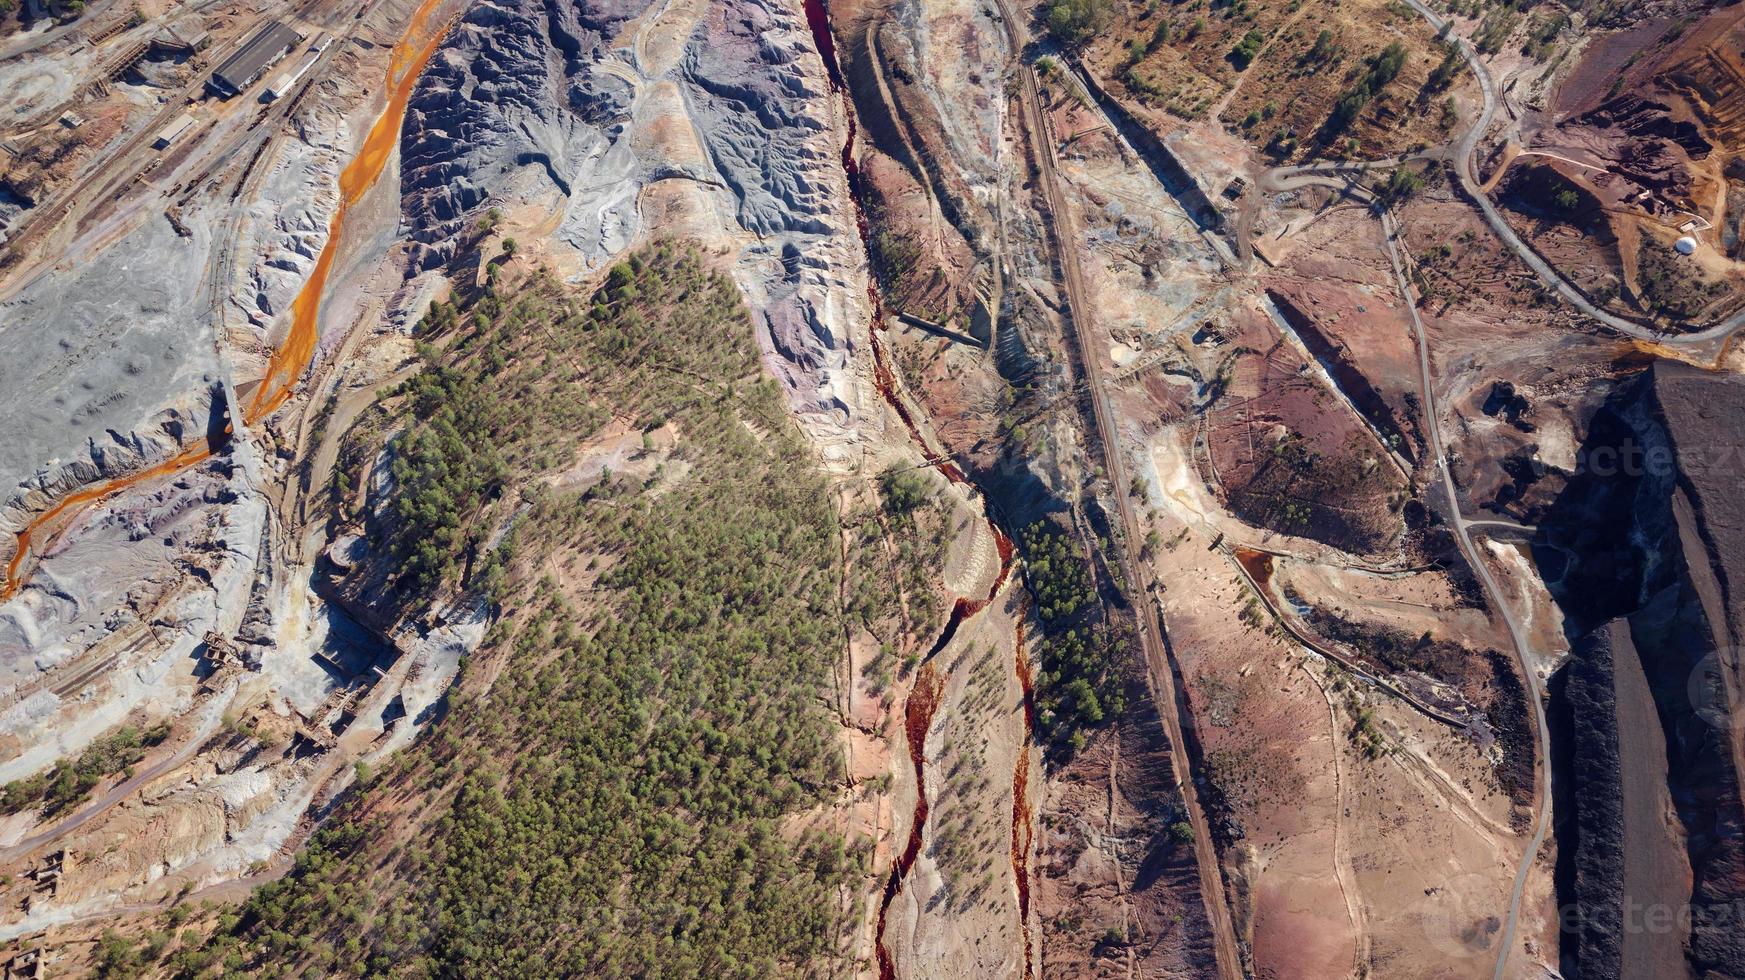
[152,113,195,150]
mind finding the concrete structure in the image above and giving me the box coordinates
[1676,236,1698,255]
[205,20,302,98]
[152,113,195,150]
[3,947,46,980]
[263,46,320,101]
[151,25,211,56]
[102,40,150,80]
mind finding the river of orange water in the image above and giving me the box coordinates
[248,0,451,420]
[1,443,215,600]
[0,0,453,602]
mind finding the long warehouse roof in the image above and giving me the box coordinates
[209,21,302,95]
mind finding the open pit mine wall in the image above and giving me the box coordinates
[1540,365,1745,979]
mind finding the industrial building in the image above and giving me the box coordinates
[151,25,212,56]
[205,21,303,99]
[152,113,196,150]
[263,38,325,102]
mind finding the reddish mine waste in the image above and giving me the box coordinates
[869,329,968,485]
[1011,616,1038,980]
[989,525,1015,598]
[877,662,947,980]
[1234,547,1273,589]
[802,5,1031,974]
[801,0,844,90]
[801,0,875,284]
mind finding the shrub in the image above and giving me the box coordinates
[1229,29,1264,70]
[1045,0,1112,47]
[878,465,934,516]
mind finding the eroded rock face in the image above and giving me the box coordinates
[399,0,652,270]
[683,0,861,441]
[233,111,347,333]
[682,3,833,239]
[399,0,869,460]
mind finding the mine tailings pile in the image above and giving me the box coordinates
[1,442,214,601]
[926,526,1014,659]
[0,0,455,603]
[800,2,1039,975]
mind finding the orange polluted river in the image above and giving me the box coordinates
[0,0,454,602]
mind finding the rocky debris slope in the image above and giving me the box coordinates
[229,105,349,337]
[398,0,650,271]
[399,0,869,462]
[682,4,834,240]
[1539,365,1745,979]
[1553,624,1626,979]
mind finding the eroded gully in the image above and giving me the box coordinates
[799,2,1037,977]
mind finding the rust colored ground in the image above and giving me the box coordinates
[1010,615,1037,980]
[876,662,945,980]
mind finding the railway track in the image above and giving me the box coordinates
[990,1,1246,975]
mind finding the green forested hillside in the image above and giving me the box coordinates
[184,245,876,978]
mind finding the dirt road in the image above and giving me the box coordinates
[1402,0,1745,347]
[0,689,232,865]
[1375,190,1551,980]
[1265,156,1554,979]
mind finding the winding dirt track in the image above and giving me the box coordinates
[1362,9,1557,967]
[1271,154,1554,978]
[1254,10,1624,968]
[1267,0,1745,348]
